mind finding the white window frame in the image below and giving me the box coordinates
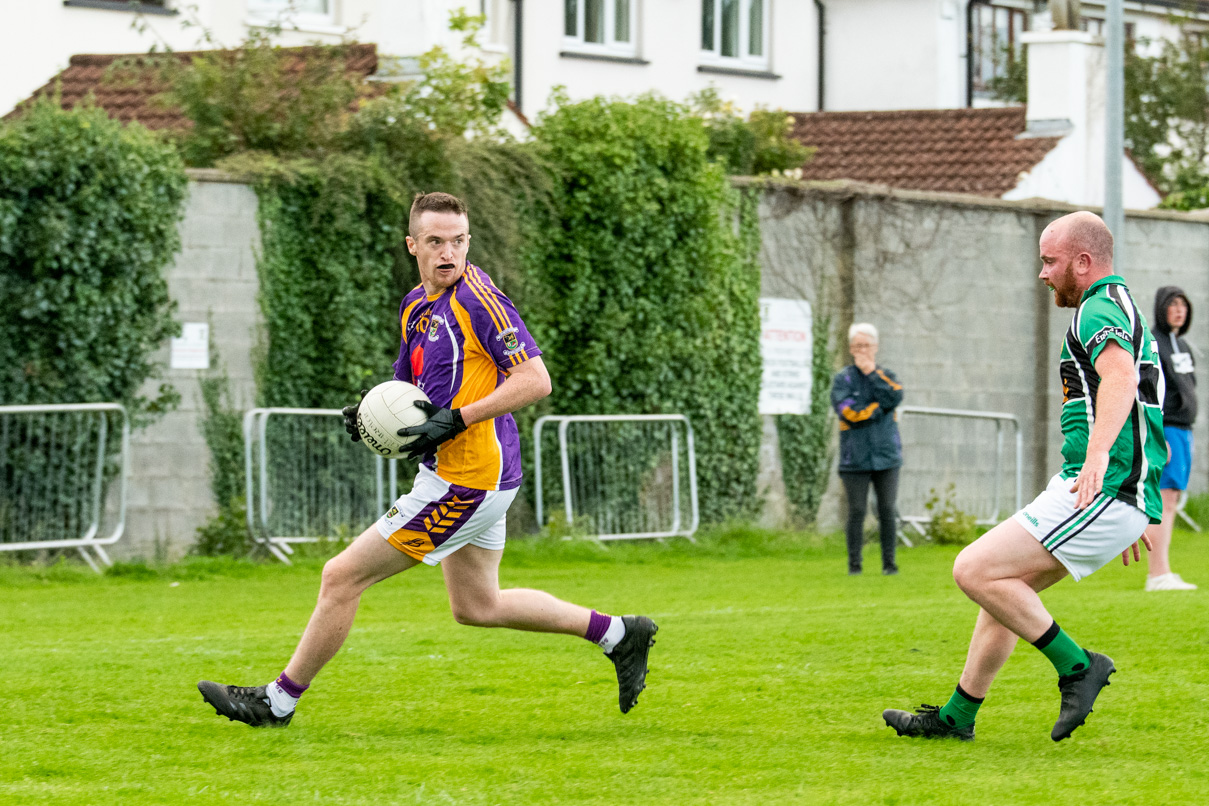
[246,0,335,33]
[700,0,770,70]
[480,0,509,52]
[563,0,639,58]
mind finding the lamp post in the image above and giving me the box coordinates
[1105,0,1125,269]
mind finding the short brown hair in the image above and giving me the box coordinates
[408,192,469,237]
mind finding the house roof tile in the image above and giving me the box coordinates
[7,44,380,129]
[790,107,1061,198]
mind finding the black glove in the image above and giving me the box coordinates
[399,400,467,459]
[341,389,368,443]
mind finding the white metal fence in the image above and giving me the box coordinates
[0,403,130,571]
[533,414,699,541]
[243,408,407,563]
[895,405,1023,539]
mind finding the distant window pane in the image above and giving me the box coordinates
[565,0,577,36]
[253,0,329,12]
[615,0,631,42]
[749,0,763,56]
[721,0,739,57]
[585,0,605,43]
[702,0,715,50]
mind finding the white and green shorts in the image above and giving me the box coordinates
[1013,473,1150,581]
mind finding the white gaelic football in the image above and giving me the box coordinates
[356,381,431,456]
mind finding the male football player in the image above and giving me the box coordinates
[883,211,1164,742]
[199,192,657,726]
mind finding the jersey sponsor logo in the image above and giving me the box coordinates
[1090,326,1131,347]
[386,506,399,518]
[497,326,525,357]
[410,343,424,378]
[1023,511,1040,528]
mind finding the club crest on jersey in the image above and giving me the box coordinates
[497,326,524,357]
[428,315,445,342]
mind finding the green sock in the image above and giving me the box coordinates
[1032,621,1090,677]
[938,684,983,728]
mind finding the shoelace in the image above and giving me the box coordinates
[228,685,263,701]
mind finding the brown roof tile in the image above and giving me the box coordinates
[7,44,379,129]
[790,107,1061,198]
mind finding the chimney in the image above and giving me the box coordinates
[1018,29,1106,203]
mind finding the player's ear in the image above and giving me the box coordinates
[405,235,417,256]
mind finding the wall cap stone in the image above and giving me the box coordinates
[731,177,1209,225]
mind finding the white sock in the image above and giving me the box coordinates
[599,617,626,654]
[266,681,299,717]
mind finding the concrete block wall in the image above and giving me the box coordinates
[103,175,1209,555]
[111,177,261,560]
[754,181,1209,530]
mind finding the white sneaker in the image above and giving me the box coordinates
[1145,572,1198,591]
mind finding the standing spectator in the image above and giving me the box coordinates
[832,323,904,575]
[1147,286,1198,591]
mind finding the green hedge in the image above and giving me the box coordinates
[0,100,186,413]
[527,96,764,525]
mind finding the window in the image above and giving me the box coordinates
[248,0,331,25]
[1080,17,1136,42]
[564,0,636,56]
[480,0,508,48]
[970,3,1028,99]
[701,0,767,67]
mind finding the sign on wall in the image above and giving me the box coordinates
[758,298,813,415]
[170,322,210,370]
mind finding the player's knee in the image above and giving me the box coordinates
[318,556,357,600]
[952,548,981,593]
[450,598,500,627]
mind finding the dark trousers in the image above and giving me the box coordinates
[840,467,900,573]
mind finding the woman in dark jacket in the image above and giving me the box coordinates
[831,322,904,575]
[1146,286,1198,591]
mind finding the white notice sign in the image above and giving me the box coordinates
[170,322,210,370]
[758,298,812,415]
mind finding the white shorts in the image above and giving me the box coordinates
[375,465,517,566]
[1013,473,1149,581]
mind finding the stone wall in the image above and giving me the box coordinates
[754,181,1209,529]
[109,175,1209,556]
[113,175,261,560]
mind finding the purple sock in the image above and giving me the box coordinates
[584,610,612,645]
[275,671,308,699]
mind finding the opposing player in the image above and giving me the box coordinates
[199,192,657,726]
[883,211,1164,742]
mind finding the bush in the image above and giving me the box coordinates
[528,95,764,525]
[0,99,186,415]
[923,484,978,546]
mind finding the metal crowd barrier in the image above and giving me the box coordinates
[244,408,404,564]
[895,405,1023,544]
[0,403,130,571]
[533,414,699,541]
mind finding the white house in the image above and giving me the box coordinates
[792,26,1162,209]
[821,0,1209,112]
[2,0,819,123]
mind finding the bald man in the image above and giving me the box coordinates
[883,211,1166,742]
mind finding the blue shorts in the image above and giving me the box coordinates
[1159,426,1193,491]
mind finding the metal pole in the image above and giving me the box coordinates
[1105,0,1125,270]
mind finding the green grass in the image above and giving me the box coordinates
[2,527,1207,805]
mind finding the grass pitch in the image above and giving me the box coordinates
[2,527,1207,805]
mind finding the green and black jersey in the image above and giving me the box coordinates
[1059,275,1166,523]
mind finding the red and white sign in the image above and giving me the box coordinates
[758,298,812,415]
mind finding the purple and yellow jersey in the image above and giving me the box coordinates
[392,263,540,491]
